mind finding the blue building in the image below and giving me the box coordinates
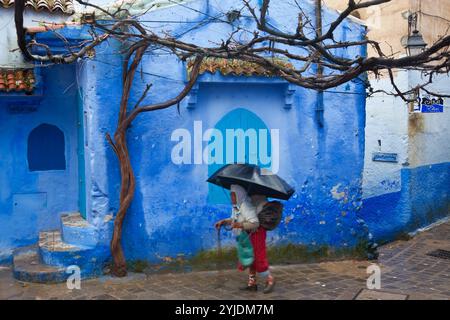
[0,0,387,282]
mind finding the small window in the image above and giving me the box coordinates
[28,124,66,171]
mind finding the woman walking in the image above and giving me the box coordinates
[215,184,275,293]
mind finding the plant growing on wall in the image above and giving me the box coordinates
[14,0,450,276]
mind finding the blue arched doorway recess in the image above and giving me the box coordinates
[28,124,66,171]
[207,108,272,204]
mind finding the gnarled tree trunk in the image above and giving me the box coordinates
[107,50,204,277]
[109,130,136,276]
[107,46,146,277]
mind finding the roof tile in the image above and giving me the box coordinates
[187,57,294,78]
[0,69,36,93]
[0,0,75,15]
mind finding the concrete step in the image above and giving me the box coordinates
[39,230,93,267]
[61,212,98,247]
[12,246,68,283]
[12,212,113,284]
[38,230,109,279]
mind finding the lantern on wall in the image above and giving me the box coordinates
[406,13,427,56]
[406,30,427,56]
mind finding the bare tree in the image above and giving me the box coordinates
[14,0,450,276]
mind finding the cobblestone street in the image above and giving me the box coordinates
[1,220,449,300]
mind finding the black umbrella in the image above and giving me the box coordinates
[207,164,295,200]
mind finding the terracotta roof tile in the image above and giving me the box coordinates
[0,69,36,93]
[187,57,294,78]
[0,0,75,15]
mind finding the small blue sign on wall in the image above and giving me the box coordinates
[414,95,445,113]
[372,152,398,163]
[420,104,444,113]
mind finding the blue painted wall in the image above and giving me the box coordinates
[73,0,370,263]
[75,38,123,231]
[2,1,446,269]
[1,0,374,265]
[0,64,80,262]
[362,162,450,242]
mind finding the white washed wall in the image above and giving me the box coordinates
[363,69,450,199]
[0,8,68,68]
[407,71,450,168]
[363,70,410,199]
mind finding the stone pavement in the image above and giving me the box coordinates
[1,220,449,300]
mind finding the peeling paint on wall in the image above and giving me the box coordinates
[331,184,346,201]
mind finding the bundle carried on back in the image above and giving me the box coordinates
[257,201,284,231]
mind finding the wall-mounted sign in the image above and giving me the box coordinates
[414,94,445,113]
[372,152,398,163]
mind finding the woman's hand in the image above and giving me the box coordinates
[215,219,231,230]
[231,222,244,229]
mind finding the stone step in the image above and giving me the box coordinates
[39,230,93,267]
[61,212,98,247]
[38,230,109,279]
[12,246,68,283]
[39,230,80,252]
[12,212,113,284]
[61,212,90,227]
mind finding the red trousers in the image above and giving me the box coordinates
[238,227,269,273]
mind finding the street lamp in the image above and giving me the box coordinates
[406,29,427,56]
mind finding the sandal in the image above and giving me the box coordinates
[263,276,275,294]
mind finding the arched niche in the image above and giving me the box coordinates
[28,123,66,171]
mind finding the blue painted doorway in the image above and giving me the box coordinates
[207,108,272,204]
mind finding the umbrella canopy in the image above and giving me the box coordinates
[207,164,295,200]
